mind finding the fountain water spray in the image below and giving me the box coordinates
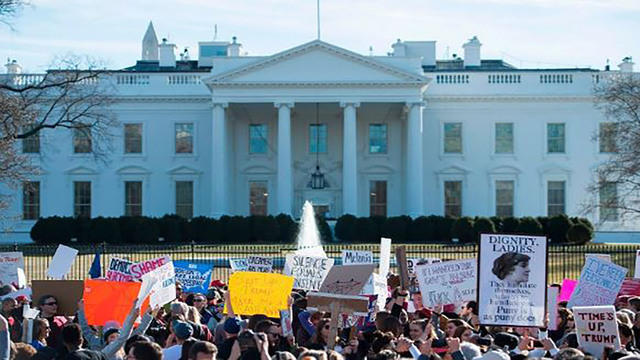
[295,201,327,258]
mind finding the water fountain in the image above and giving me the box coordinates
[294,201,327,258]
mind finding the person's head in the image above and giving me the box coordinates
[175,282,183,300]
[312,318,331,344]
[375,311,391,331]
[255,320,280,347]
[380,316,402,337]
[619,323,633,346]
[171,302,189,317]
[617,312,633,327]
[192,294,207,311]
[557,308,574,331]
[237,329,259,353]
[103,324,121,345]
[409,319,428,340]
[38,295,58,317]
[180,339,196,360]
[298,350,328,360]
[186,306,201,324]
[33,318,50,342]
[372,350,399,360]
[461,301,478,317]
[554,348,585,360]
[172,320,194,342]
[628,297,640,313]
[453,324,474,342]
[2,298,17,314]
[272,351,296,360]
[124,335,151,356]
[128,341,163,360]
[14,343,37,360]
[188,341,217,360]
[248,314,268,331]
[61,323,83,349]
[223,317,241,338]
[445,319,466,338]
[492,252,530,284]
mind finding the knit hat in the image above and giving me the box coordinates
[460,342,482,360]
[103,328,120,343]
[172,320,193,340]
[223,317,241,334]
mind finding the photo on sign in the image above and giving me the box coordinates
[478,234,547,327]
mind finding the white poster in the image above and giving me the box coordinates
[47,245,78,279]
[573,305,620,356]
[141,260,176,307]
[568,256,627,308]
[130,256,171,280]
[0,252,24,287]
[246,256,273,273]
[478,234,547,327]
[586,254,612,263]
[341,250,373,265]
[415,258,477,307]
[407,258,441,275]
[547,286,559,331]
[635,250,640,279]
[283,254,334,291]
[229,258,248,272]
[379,238,392,278]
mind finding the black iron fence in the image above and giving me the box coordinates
[1,242,637,285]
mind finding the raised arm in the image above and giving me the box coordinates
[131,306,155,337]
[77,299,101,350]
[101,299,140,358]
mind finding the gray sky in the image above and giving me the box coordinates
[2,0,639,72]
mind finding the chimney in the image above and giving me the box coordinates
[463,36,482,68]
[619,57,634,73]
[391,39,406,57]
[5,59,21,74]
[159,38,177,67]
[228,36,242,57]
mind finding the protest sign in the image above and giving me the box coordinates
[360,273,388,311]
[407,258,440,275]
[106,257,134,282]
[283,254,334,291]
[130,256,171,280]
[280,309,293,337]
[568,256,627,308]
[379,238,391,278]
[47,245,78,279]
[307,292,369,349]
[226,272,293,318]
[320,264,375,295]
[636,251,640,279]
[559,279,577,302]
[173,261,213,294]
[141,261,176,307]
[246,256,273,273]
[586,254,612,263]
[548,286,559,331]
[83,279,144,326]
[0,252,24,288]
[229,258,248,272]
[478,234,547,327]
[341,250,373,265]
[32,280,84,315]
[573,305,620,356]
[396,246,410,290]
[415,258,477,307]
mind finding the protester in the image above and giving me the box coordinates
[36,296,66,350]
[29,319,49,351]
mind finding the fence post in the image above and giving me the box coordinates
[191,240,195,261]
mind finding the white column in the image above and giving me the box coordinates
[276,102,294,215]
[341,102,359,215]
[211,102,228,217]
[406,101,424,217]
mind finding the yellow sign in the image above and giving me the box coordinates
[226,271,294,318]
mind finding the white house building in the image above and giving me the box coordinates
[2,22,638,241]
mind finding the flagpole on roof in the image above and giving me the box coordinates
[317,0,321,40]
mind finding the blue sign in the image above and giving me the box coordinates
[173,260,214,294]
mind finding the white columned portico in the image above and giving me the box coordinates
[341,102,359,215]
[276,102,294,215]
[406,101,424,217]
[211,102,228,217]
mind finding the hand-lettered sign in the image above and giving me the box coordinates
[568,256,627,308]
[283,254,334,291]
[573,305,621,357]
[415,258,477,307]
[173,261,213,294]
[106,257,134,282]
[226,272,293,318]
[246,256,273,273]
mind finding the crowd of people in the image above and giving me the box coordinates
[0,277,638,360]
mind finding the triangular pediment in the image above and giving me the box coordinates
[116,165,151,175]
[205,40,428,86]
[167,165,202,175]
[65,165,98,175]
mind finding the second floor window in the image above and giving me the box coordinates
[309,124,327,154]
[124,124,142,154]
[444,123,462,154]
[73,128,92,153]
[249,124,268,154]
[547,123,565,153]
[495,123,514,154]
[599,122,617,153]
[175,123,194,154]
[22,124,40,154]
[369,124,387,154]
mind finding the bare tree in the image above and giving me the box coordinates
[0,0,26,28]
[587,73,640,223]
[0,56,117,212]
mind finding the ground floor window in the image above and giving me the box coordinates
[249,181,268,215]
[444,181,462,217]
[125,181,142,216]
[176,181,194,219]
[369,180,387,216]
[74,181,91,218]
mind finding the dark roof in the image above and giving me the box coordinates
[423,59,598,72]
[121,60,211,72]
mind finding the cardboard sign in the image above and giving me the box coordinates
[320,264,376,295]
[83,279,143,326]
[283,254,334,291]
[32,280,84,315]
[141,261,176,307]
[548,286,559,331]
[229,258,248,272]
[106,257,134,282]
[246,256,273,273]
[395,246,410,290]
[360,273,388,311]
[47,245,78,279]
[478,234,547,327]
[341,250,373,265]
[0,252,24,288]
[379,238,392,278]
[635,250,640,279]
[415,258,477,307]
[573,305,621,356]
[307,292,370,349]
[130,256,171,280]
[226,272,293,318]
[559,279,578,302]
[407,258,440,275]
[280,309,293,337]
[568,256,627,308]
[174,261,213,294]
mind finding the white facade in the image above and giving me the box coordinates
[1,31,638,240]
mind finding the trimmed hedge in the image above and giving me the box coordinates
[30,214,594,245]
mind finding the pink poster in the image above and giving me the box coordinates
[558,279,577,302]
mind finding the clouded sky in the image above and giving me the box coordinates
[1,0,638,72]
